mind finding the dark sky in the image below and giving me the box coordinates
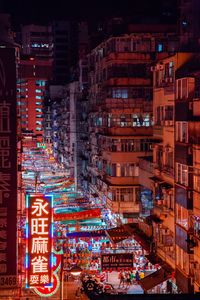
[1,0,177,27]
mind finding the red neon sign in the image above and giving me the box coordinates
[26,194,53,288]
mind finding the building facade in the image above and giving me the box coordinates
[17,56,52,141]
[83,32,178,222]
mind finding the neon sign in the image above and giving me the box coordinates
[26,194,54,288]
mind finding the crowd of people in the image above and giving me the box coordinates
[118,269,144,288]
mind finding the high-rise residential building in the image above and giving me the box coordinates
[82,30,178,223]
[52,21,89,84]
[174,54,200,293]
[138,52,200,293]
[17,56,52,142]
[151,52,193,284]
[21,24,53,58]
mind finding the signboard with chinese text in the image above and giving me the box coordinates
[54,208,101,221]
[101,253,133,271]
[0,48,17,276]
[26,194,54,288]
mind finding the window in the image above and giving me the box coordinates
[36,80,46,87]
[36,108,42,112]
[176,77,195,99]
[112,88,128,98]
[176,122,188,143]
[176,204,189,229]
[36,89,42,93]
[36,95,43,100]
[157,43,163,52]
[165,106,173,120]
[176,163,188,186]
[193,171,200,192]
[176,246,190,274]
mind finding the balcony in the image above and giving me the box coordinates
[100,98,152,113]
[102,174,139,186]
[106,198,140,214]
[102,126,153,137]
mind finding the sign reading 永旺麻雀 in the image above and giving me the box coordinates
[26,194,54,288]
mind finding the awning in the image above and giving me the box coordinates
[139,268,170,292]
[145,254,173,274]
[106,226,131,243]
[122,224,151,252]
[131,230,151,252]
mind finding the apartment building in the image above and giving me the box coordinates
[175,55,200,293]
[17,56,52,141]
[21,24,53,58]
[84,32,178,223]
[138,53,199,293]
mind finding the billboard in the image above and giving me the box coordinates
[0,48,17,277]
[26,194,54,288]
[101,253,133,271]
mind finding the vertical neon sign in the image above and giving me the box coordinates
[26,194,54,288]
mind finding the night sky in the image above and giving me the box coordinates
[1,0,177,28]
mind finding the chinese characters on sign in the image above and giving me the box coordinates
[101,253,133,271]
[0,48,17,276]
[54,208,101,221]
[26,194,53,288]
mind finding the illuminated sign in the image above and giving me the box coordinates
[33,272,60,297]
[101,253,133,271]
[0,48,17,276]
[26,194,54,288]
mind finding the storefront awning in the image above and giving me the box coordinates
[106,226,131,243]
[145,254,173,274]
[139,268,170,292]
[122,224,151,252]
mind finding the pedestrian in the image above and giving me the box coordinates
[118,271,125,288]
[126,271,131,288]
[130,270,134,284]
[75,287,81,299]
[135,270,140,283]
